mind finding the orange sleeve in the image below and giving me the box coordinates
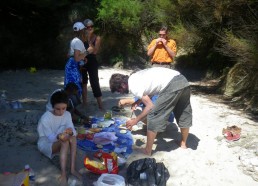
[147,39,156,50]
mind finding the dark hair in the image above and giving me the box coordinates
[64,82,79,93]
[109,73,129,93]
[74,30,85,40]
[160,26,168,33]
[50,91,69,108]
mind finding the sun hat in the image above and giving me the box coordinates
[83,19,94,26]
[73,22,85,31]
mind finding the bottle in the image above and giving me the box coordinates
[140,172,147,180]
[0,90,8,110]
[107,158,113,173]
[104,110,112,120]
[24,164,35,185]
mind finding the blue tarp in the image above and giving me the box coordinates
[77,117,133,156]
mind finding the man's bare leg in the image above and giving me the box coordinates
[144,130,157,156]
[179,128,189,149]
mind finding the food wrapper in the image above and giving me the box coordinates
[84,151,118,174]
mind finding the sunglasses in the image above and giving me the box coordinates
[159,34,166,37]
[86,25,93,29]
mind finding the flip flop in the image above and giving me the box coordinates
[225,131,241,141]
[111,106,124,112]
[222,125,241,135]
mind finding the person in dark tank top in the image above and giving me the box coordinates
[81,19,104,110]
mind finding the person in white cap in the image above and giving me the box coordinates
[80,19,104,110]
[64,22,93,97]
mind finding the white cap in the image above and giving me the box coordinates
[25,164,30,169]
[73,22,85,31]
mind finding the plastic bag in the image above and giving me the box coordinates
[126,158,169,186]
[93,173,125,186]
[93,132,118,145]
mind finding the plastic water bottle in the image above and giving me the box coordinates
[24,164,35,185]
[140,172,147,180]
[107,159,113,173]
[0,90,8,110]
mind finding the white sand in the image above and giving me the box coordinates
[0,67,257,186]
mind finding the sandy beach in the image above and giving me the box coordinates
[0,67,257,186]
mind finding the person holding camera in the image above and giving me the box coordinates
[147,26,177,69]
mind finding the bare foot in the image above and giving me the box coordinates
[136,147,152,156]
[175,140,188,149]
[71,170,82,181]
[58,176,68,186]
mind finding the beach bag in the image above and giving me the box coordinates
[126,158,169,186]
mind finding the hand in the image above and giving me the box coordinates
[118,100,127,108]
[156,38,163,45]
[58,133,69,142]
[118,100,123,108]
[84,57,88,64]
[81,115,89,123]
[131,102,138,111]
[64,128,73,136]
[126,118,137,130]
[161,38,167,45]
[87,44,94,54]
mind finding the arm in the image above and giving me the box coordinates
[147,38,162,56]
[93,35,101,54]
[118,98,135,107]
[39,119,60,143]
[74,49,86,62]
[126,95,154,130]
[162,39,177,58]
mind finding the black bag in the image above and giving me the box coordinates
[126,158,170,186]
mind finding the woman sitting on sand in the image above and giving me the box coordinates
[37,91,82,185]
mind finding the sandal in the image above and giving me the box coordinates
[111,106,125,112]
[222,125,241,135]
[224,131,241,141]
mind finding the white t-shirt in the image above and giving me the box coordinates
[68,37,86,56]
[37,111,76,139]
[128,67,180,98]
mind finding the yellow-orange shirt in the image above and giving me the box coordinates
[148,39,177,63]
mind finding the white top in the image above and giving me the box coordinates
[128,67,180,98]
[68,37,86,56]
[37,111,76,141]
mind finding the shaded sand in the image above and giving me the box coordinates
[0,67,257,186]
